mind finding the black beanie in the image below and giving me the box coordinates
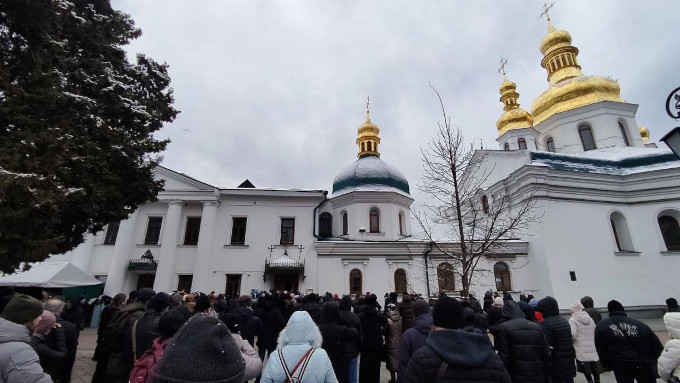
[158,306,191,339]
[152,315,245,383]
[321,302,340,324]
[195,294,211,312]
[413,300,430,318]
[667,298,679,309]
[137,288,156,304]
[433,296,464,329]
[148,292,172,312]
[0,294,43,325]
[607,300,625,313]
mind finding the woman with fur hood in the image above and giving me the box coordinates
[261,311,337,383]
[569,301,602,383]
[658,310,680,382]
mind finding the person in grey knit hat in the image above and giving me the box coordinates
[152,314,245,383]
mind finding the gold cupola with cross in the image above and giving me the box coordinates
[497,59,534,136]
[357,97,381,158]
[531,4,624,125]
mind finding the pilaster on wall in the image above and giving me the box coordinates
[153,200,183,292]
[191,201,220,292]
[104,211,139,296]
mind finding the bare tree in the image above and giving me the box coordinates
[417,85,538,297]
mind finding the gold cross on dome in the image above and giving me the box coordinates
[366,96,370,120]
[539,2,555,22]
[498,58,508,76]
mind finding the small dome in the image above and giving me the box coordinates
[332,155,410,195]
[499,78,516,94]
[540,25,572,56]
[639,126,650,141]
[497,108,534,134]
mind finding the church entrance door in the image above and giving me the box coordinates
[274,274,299,292]
[136,274,155,290]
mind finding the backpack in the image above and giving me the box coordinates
[129,337,169,383]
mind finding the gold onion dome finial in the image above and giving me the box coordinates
[357,96,381,158]
[496,59,533,136]
[531,5,624,125]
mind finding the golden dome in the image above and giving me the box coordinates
[531,22,624,125]
[639,126,650,141]
[497,76,533,136]
[531,75,623,125]
[356,97,381,157]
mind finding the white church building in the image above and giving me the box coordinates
[48,18,679,310]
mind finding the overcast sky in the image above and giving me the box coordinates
[111,0,680,205]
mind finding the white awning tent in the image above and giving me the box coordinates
[0,262,102,288]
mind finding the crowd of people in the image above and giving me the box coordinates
[0,286,678,383]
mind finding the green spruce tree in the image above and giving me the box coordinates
[0,0,179,273]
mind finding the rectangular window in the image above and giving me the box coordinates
[103,221,120,245]
[225,274,242,298]
[177,275,193,293]
[280,218,295,244]
[144,217,163,245]
[230,217,247,245]
[570,271,577,281]
[183,217,201,245]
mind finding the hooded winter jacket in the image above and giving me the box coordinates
[658,312,680,381]
[232,333,263,381]
[397,313,432,383]
[580,296,602,325]
[403,329,511,383]
[338,297,363,360]
[398,296,415,332]
[568,302,598,362]
[318,303,358,383]
[256,301,286,350]
[536,296,576,380]
[594,310,663,371]
[384,310,403,371]
[495,301,550,383]
[260,311,337,383]
[358,306,387,351]
[233,306,263,347]
[0,317,52,383]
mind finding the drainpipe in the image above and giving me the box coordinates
[423,242,434,299]
[312,191,328,239]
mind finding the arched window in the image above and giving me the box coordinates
[368,141,373,151]
[342,211,348,235]
[610,211,634,251]
[494,262,511,291]
[619,121,630,146]
[658,214,680,251]
[504,142,510,151]
[437,262,455,292]
[578,124,596,151]
[349,269,362,295]
[361,142,366,151]
[398,212,404,236]
[517,138,527,150]
[319,212,332,238]
[369,208,380,233]
[546,137,556,152]
[394,269,407,294]
[481,195,489,214]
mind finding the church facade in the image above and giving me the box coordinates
[48,18,679,310]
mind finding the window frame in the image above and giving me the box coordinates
[230,217,247,245]
[349,269,362,295]
[658,214,680,251]
[610,211,634,252]
[183,216,202,245]
[319,212,332,238]
[394,268,408,294]
[177,274,193,293]
[342,211,348,236]
[103,221,120,245]
[493,262,512,291]
[369,208,380,233]
[517,138,527,150]
[503,142,510,151]
[144,216,163,245]
[619,120,630,146]
[578,124,597,151]
[546,136,556,152]
[280,217,296,245]
[437,262,455,292]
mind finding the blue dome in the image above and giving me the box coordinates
[332,155,410,195]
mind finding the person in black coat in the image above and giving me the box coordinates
[44,298,79,383]
[255,295,286,363]
[92,293,126,383]
[398,294,415,333]
[404,296,511,383]
[536,296,576,383]
[234,295,263,347]
[319,302,358,383]
[31,310,68,382]
[358,294,388,383]
[581,296,602,324]
[127,292,171,360]
[594,300,663,383]
[495,300,550,383]
[339,295,363,383]
[63,297,85,336]
[299,293,323,324]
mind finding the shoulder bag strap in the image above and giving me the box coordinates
[131,319,140,363]
[434,361,449,383]
[278,349,294,383]
[296,348,316,380]
[279,348,313,383]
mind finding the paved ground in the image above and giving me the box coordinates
[73,319,672,383]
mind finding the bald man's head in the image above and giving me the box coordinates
[44,299,65,316]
